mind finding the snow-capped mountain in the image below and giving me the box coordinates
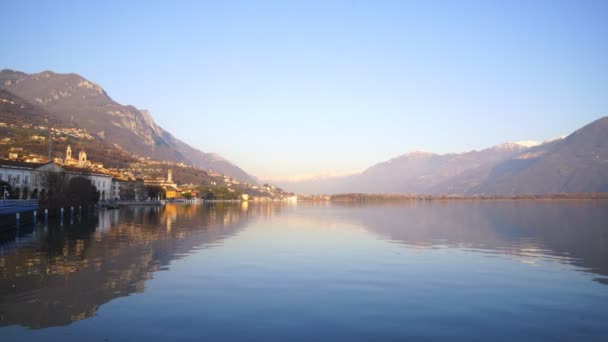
[278,117,607,195]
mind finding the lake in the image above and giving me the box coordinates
[1,201,608,341]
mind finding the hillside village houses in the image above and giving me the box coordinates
[58,145,104,169]
[143,169,181,199]
[2,143,189,201]
[1,145,113,200]
[2,144,290,202]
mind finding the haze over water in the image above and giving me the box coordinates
[1,201,608,341]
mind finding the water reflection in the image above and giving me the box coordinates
[0,203,271,328]
[0,200,607,332]
[340,201,608,283]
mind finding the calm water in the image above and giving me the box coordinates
[1,201,608,341]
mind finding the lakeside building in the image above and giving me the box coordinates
[0,159,113,200]
[111,179,121,200]
[143,169,181,199]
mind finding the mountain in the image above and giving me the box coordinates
[279,143,531,194]
[349,143,530,194]
[0,88,51,125]
[0,87,148,169]
[272,174,357,195]
[0,69,257,184]
[279,117,608,195]
[469,117,608,195]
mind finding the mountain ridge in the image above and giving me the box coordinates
[277,117,607,195]
[0,69,257,184]
[469,116,608,195]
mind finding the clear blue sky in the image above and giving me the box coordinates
[1,0,607,180]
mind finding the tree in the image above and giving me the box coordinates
[134,179,146,201]
[39,172,99,211]
[202,189,215,200]
[197,184,240,200]
[144,185,165,200]
[0,180,12,200]
[67,176,99,206]
[40,171,69,210]
[9,187,20,199]
[119,181,136,200]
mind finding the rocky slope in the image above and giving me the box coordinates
[0,69,257,184]
[469,117,608,195]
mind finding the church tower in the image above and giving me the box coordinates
[66,145,72,160]
[167,169,173,183]
[78,150,87,167]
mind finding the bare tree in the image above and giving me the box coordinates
[40,170,69,210]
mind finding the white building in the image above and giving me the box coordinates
[0,160,113,200]
[111,178,122,200]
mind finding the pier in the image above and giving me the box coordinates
[0,199,38,215]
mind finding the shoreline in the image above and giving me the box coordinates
[301,193,608,202]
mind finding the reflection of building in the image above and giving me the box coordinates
[143,169,180,199]
[0,159,113,200]
[0,203,250,329]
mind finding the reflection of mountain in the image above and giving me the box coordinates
[0,203,256,329]
[2,201,607,330]
[336,201,608,282]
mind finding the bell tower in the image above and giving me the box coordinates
[66,145,72,160]
[78,150,87,167]
[167,169,173,183]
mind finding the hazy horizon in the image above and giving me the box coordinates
[1,3,608,339]
[2,0,607,180]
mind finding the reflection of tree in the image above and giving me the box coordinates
[4,201,604,330]
[0,203,257,329]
